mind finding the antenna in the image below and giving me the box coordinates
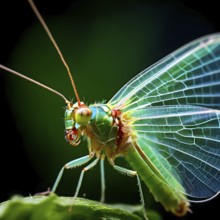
[0,65,69,103]
[27,0,81,106]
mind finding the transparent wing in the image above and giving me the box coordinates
[107,34,220,200]
[108,34,220,111]
[131,106,220,200]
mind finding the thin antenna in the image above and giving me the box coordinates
[0,64,69,103]
[27,0,81,106]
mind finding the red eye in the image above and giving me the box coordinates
[65,128,81,146]
[65,128,77,140]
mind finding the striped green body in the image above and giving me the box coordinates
[125,145,189,215]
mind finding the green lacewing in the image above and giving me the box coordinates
[1,0,220,219]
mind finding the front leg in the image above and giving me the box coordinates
[51,154,94,193]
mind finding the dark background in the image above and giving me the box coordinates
[0,0,219,219]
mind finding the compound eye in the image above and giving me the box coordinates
[75,107,92,125]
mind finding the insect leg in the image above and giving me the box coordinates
[51,155,93,193]
[112,164,148,220]
[73,157,100,199]
[100,155,105,202]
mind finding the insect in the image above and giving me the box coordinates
[1,0,220,219]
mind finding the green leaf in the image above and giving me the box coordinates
[0,194,162,220]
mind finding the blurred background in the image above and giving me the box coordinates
[0,0,219,219]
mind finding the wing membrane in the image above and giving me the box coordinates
[130,105,220,200]
[108,34,220,111]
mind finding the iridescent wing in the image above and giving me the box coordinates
[109,34,220,111]
[108,34,220,201]
[131,105,220,200]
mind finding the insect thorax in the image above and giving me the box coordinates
[86,104,119,158]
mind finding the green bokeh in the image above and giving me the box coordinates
[5,0,215,213]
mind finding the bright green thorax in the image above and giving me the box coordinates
[89,104,118,147]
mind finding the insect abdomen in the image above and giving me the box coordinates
[125,144,190,216]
